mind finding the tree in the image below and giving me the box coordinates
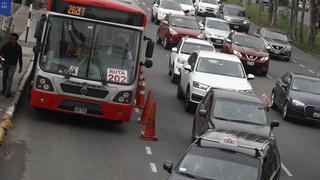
[308,0,319,48]
[271,0,279,26]
[289,0,299,40]
[299,0,307,42]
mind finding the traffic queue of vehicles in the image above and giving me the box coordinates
[151,0,287,179]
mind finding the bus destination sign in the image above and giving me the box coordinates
[67,5,86,17]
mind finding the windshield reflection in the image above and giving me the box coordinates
[40,16,141,85]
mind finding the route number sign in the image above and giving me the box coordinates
[107,68,128,84]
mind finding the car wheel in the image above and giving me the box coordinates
[284,57,290,62]
[156,31,162,44]
[185,87,196,113]
[164,37,171,49]
[171,62,180,83]
[177,83,184,100]
[270,91,277,109]
[191,118,198,142]
[282,101,289,120]
[168,58,172,76]
[260,70,268,76]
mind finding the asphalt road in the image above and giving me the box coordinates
[1,1,320,180]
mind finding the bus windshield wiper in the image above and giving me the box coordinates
[93,49,107,85]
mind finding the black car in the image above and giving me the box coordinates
[256,28,292,61]
[271,72,320,121]
[217,4,250,33]
[163,129,281,180]
[192,89,279,140]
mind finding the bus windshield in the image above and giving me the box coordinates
[40,15,141,85]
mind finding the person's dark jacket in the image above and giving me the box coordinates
[0,42,23,67]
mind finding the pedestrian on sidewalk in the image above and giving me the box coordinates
[0,33,23,97]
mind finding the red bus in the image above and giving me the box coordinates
[30,0,154,122]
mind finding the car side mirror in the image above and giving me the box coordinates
[155,4,159,7]
[163,161,173,173]
[184,64,192,72]
[271,120,280,129]
[225,38,231,43]
[282,83,288,89]
[199,109,208,117]
[288,39,293,43]
[247,74,255,80]
[172,47,178,52]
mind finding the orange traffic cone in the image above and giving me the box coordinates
[139,91,152,125]
[140,102,158,141]
[135,68,146,109]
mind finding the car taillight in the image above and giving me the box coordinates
[113,91,133,104]
[35,76,54,92]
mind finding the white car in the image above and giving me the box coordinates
[151,0,185,24]
[177,50,255,112]
[179,0,196,16]
[169,37,215,83]
[199,17,231,47]
[194,0,220,16]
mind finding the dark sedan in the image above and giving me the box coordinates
[271,72,320,121]
[218,4,250,33]
[256,28,292,61]
[192,89,279,141]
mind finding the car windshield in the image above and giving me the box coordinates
[181,42,214,54]
[291,77,320,94]
[207,19,230,31]
[225,7,246,17]
[179,0,193,5]
[213,98,268,125]
[233,35,265,50]
[197,57,245,78]
[171,17,199,29]
[161,0,182,10]
[40,16,140,85]
[261,30,288,42]
[202,0,218,5]
[177,147,259,180]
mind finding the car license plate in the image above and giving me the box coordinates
[313,112,320,118]
[247,61,255,66]
[274,50,281,55]
[74,107,87,114]
[234,25,239,29]
[215,39,222,44]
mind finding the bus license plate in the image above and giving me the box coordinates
[313,112,320,118]
[247,61,255,66]
[75,107,87,114]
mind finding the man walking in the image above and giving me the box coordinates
[0,33,23,97]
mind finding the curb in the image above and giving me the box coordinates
[0,58,34,144]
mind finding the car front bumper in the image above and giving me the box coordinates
[240,58,270,73]
[197,7,218,16]
[228,23,250,32]
[268,49,291,59]
[287,103,320,122]
[190,86,206,103]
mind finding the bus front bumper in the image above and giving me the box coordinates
[30,89,133,122]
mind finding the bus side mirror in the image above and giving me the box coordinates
[34,14,46,39]
[144,37,155,58]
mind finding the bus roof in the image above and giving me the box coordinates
[48,0,147,27]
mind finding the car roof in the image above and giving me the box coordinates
[291,72,320,80]
[206,17,228,23]
[170,14,195,20]
[183,38,213,46]
[261,27,286,34]
[234,31,261,39]
[213,89,263,104]
[223,4,245,10]
[198,129,272,156]
[196,51,241,63]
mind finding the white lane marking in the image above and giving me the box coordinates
[308,69,315,74]
[281,163,293,177]
[145,146,152,155]
[135,108,140,113]
[150,163,158,173]
[147,7,151,11]
[299,64,305,68]
[266,74,273,80]
[292,59,297,63]
[166,54,169,57]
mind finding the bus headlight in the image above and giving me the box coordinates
[113,91,133,104]
[36,76,54,92]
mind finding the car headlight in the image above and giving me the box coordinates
[243,20,250,24]
[240,89,253,94]
[266,44,272,50]
[197,33,204,39]
[205,31,212,37]
[292,100,305,107]
[233,50,242,57]
[224,16,232,21]
[177,58,185,64]
[169,28,177,35]
[284,46,292,51]
[193,81,209,90]
[260,56,269,61]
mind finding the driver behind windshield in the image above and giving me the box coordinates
[106,36,133,61]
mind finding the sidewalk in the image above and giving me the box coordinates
[0,6,46,118]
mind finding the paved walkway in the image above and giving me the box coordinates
[0,6,46,118]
